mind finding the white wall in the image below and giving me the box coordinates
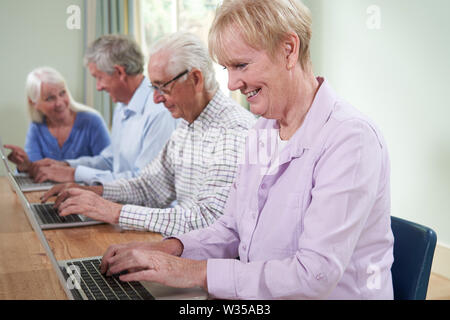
[0,0,85,175]
[303,0,450,246]
[1,0,449,249]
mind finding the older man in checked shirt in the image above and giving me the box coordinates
[42,32,255,237]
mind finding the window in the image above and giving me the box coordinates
[139,0,248,108]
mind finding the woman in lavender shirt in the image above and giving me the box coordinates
[100,0,394,300]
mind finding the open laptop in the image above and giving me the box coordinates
[12,173,208,300]
[0,144,103,229]
[30,202,104,230]
[58,256,207,300]
[0,137,55,192]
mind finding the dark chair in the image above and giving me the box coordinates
[391,216,437,300]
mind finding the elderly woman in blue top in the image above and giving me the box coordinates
[5,67,110,173]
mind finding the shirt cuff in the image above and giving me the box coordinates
[207,259,238,300]
[74,166,95,185]
[65,159,78,167]
[118,204,150,231]
[102,183,123,202]
[174,233,203,259]
[174,234,239,299]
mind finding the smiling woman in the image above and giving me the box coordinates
[208,0,317,135]
[213,35,286,118]
[33,82,71,125]
[88,0,397,300]
[4,67,111,173]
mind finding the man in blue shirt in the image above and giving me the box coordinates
[30,35,178,185]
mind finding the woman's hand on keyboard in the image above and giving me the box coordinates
[4,144,31,172]
[101,239,185,274]
[100,241,207,291]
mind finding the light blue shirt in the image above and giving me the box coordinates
[66,77,178,185]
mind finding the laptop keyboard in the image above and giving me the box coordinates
[15,175,53,187]
[32,203,83,224]
[61,258,155,300]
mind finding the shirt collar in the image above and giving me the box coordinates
[182,90,226,132]
[117,77,151,117]
[289,77,337,151]
[259,77,337,162]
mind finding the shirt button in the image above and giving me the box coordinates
[315,273,326,281]
[242,243,247,250]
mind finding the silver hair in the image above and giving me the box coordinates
[84,34,144,75]
[148,32,219,94]
[26,66,99,123]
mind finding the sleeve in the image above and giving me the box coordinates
[175,174,242,261]
[67,109,177,185]
[24,123,44,162]
[131,107,178,173]
[102,140,176,208]
[206,120,386,299]
[88,113,111,156]
[104,124,247,237]
[65,145,114,184]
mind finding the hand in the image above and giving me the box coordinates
[29,158,68,177]
[101,239,185,271]
[41,182,101,203]
[100,241,207,290]
[32,165,75,183]
[3,144,31,172]
[55,188,122,224]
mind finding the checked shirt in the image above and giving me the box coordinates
[102,90,255,236]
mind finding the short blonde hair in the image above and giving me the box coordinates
[26,67,99,123]
[209,0,312,70]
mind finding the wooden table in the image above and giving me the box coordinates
[0,177,162,300]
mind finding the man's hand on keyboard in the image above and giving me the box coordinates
[55,188,122,224]
[40,183,103,204]
[29,158,68,177]
[41,183,77,203]
[31,164,75,183]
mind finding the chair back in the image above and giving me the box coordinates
[391,216,437,300]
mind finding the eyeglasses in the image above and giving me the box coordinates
[150,69,189,95]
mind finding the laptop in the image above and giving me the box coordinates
[5,167,103,229]
[0,137,55,192]
[31,202,104,230]
[13,175,208,300]
[59,256,207,300]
